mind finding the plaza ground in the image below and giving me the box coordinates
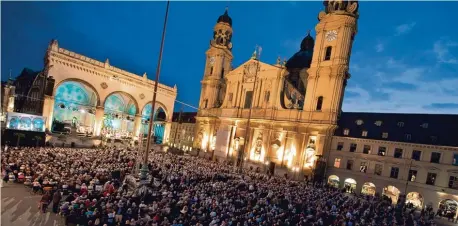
[1,182,64,226]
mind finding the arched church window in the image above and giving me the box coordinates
[265,91,270,102]
[203,99,208,109]
[221,67,225,79]
[316,96,323,111]
[210,66,213,75]
[324,46,332,61]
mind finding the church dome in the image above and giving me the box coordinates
[286,32,315,69]
[217,8,232,26]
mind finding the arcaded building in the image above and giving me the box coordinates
[328,112,458,214]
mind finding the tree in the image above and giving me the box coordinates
[34,136,42,147]
[14,133,25,147]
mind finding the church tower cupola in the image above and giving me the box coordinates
[211,8,233,50]
[217,8,232,26]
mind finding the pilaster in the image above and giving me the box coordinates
[94,106,104,136]
[42,95,55,131]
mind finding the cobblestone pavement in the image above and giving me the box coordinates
[1,182,64,226]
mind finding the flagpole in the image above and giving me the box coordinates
[237,45,262,173]
[140,0,170,181]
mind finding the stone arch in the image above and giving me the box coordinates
[53,78,101,106]
[141,101,169,121]
[344,178,357,193]
[383,185,400,204]
[361,182,376,196]
[438,199,458,219]
[52,79,100,134]
[103,91,139,116]
[406,192,424,209]
[327,175,340,188]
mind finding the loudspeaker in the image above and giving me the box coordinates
[45,77,55,96]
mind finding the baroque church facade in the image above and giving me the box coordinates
[194,1,359,175]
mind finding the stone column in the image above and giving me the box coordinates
[42,95,55,131]
[133,114,142,137]
[94,106,104,136]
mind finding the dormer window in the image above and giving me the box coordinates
[356,119,364,125]
[343,129,350,136]
[362,131,368,137]
[375,121,383,126]
[397,122,404,127]
[430,136,437,143]
[421,123,429,128]
[382,132,389,139]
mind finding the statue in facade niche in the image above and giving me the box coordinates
[254,132,263,155]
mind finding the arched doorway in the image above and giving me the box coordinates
[52,81,98,135]
[438,199,458,219]
[102,92,137,140]
[141,103,167,144]
[361,182,376,196]
[344,178,357,193]
[406,192,423,209]
[383,185,400,204]
[327,175,340,188]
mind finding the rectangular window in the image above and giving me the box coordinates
[378,146,386,156]
[360,162,367,173]
[408,170,417,182]
[346,160,354,170]
[228,93,233,101]
[382,132,389,139]
[362,131,368,137]
[343,129,350,136]
[426,173,437,185]
[334,158,341,168]
[349,143,357,153]
[430,152,441,163]
[390,167,399,179]
[324,46,332,61]
[336,142,344,151]
[449,176,458,189]
[412,150,421,161]
[394,148,403,158]
[363,145,371,154]
[374,164,382,176]
[454,154,458,166]
[244,91,253,109]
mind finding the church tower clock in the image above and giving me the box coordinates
[199,8,233,109]
[304,1,359,122]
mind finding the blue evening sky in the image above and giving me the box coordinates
[2,1,458,114]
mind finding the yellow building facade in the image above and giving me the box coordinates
[194,1,360,174]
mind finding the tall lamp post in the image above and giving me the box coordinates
[140,0,170,181]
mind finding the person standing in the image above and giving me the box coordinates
[52,189,62,213]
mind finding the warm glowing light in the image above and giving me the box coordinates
[201,133,209,150]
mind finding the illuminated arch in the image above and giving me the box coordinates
[383,185,400,204]
[406,192,424,209]
[327,175,340,188]
[344,178,357,193]
[141,101,169,121]
[53,78,100,106]
[103,91,139,115]
[52,80,98,133]
[361,182,376,196]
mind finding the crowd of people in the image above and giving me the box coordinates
[2,146,442,226]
